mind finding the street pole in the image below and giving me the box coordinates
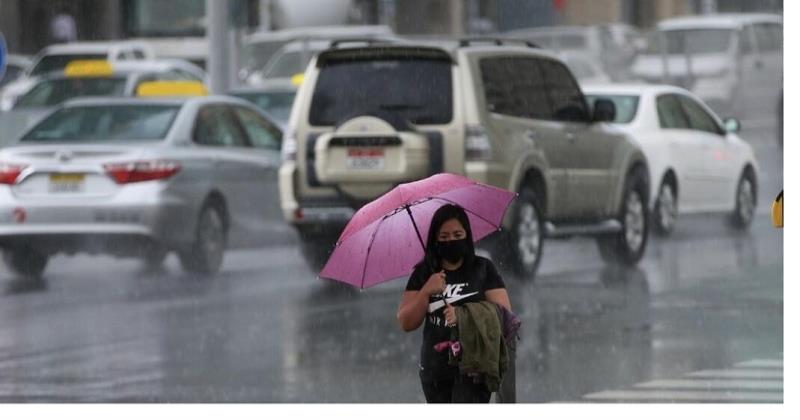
[207,0,231,94]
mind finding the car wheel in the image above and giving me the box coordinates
[597,169,649,265]
[142,245,169,271]
[507,187,544,281]
[653,180,677,236]
[730,171,757,230]
[3,247,49,278]
[179,204,227,276]
[297,227,338,272]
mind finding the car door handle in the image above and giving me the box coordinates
[525,130,538,141]
[566,132,576,142]
[755,60,764,69]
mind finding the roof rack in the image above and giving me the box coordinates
[458,37,540,48]
[328,37,398,49]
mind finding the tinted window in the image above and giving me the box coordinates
[540,59,588,122]
[194,106,248,147]
[310,58,452,126]
[656,94,690,129]
[647,29,734,54]
[231,90,296,123]
[133,50,146,60]
[22,105,179,142]
[676,95,722,135]
[480,57,550,120]
[753,23,782,52]
[585,94,639,124]
[14,77,128,108]
[30,54,107,76]
[740,26,755,54]
[233,107,282,150]
[0,66,25,88]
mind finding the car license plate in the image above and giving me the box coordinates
[49,173,86,193]
[346,148,384,170]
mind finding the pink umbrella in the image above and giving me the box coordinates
[319,173,517,288]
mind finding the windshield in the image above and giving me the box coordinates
[310,58,452,126]
[22,105,180,142]
[30,54,107,76]
[231,91,296,123]
[585,94,640,123]
[14,77,127,108]
[646,29,734,54]
[263,50,319,79]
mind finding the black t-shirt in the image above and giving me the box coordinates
[405,256,506,381]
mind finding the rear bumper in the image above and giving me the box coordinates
[280,161,356,227]
[0,188,195,253]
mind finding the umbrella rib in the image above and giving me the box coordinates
[359,213,390,289]
[432,196,504,230]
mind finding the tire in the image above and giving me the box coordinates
[506,186,545,280]
[178,204,227,276]
[3,247,49,278]
[596,169,649,266]
[730,171,757,230]
[141,245,169,271]
[652,180,678,236]
[297,226,338,272]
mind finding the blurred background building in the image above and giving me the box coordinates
[0,0,784,54]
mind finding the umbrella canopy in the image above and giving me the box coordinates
[320,173,517,288]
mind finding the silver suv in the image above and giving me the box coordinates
[279,39,650,280]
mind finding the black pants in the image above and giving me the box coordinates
[421,375,491,403]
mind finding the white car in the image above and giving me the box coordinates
[584,84,759,234]
[1,41,155,111]
[631,13,782,121]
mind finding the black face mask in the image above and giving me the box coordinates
[437,238,470,264]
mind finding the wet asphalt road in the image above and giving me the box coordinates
[0,122,783,403]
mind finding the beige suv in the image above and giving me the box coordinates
[279,39,650,280]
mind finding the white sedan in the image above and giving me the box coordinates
[584,84,759,235]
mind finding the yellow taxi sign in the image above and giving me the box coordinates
[772,190,783,228]
[136,81,209,97]
[64,60,114,78]
[291,73,305,86]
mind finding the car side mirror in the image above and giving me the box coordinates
[723,117,740,133]
[592,99,616,123]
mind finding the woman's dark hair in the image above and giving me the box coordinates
[420,204,476,272]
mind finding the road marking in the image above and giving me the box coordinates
[572,357,783,403]
[735,359,782,369]
[686,369,782,380]
[635,379,783,392]
[583,389,782,403]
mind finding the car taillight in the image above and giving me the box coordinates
[282,129,297,162]
[104,160,181,184]
[0,163,27,185]
[465,125,493,161]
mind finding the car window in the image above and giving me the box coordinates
[676,95,722,135]
[133,50,146,60]
[585,94,639,124]
[193,106,249,147]
[30,54,107,76]
[310,57,452,126]
[480,56,550,120]
[539,59,589,122]
[0,65,26,88]
[22,105,180,142]
[231,90,296,124]
[753,23,782,52]
[233,106,282,150]
[739,26,755,55]
[656,94,690,129]
[14,77,128,108]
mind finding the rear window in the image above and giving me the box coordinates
[14,77,127,108]
[309,58,452,126]
[231,90,296,123]
[585,94,640,124]
[22,105,180,142]
[646,29,734,54]
[30,54,107,76]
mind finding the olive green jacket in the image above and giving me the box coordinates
[453,301,508,392]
